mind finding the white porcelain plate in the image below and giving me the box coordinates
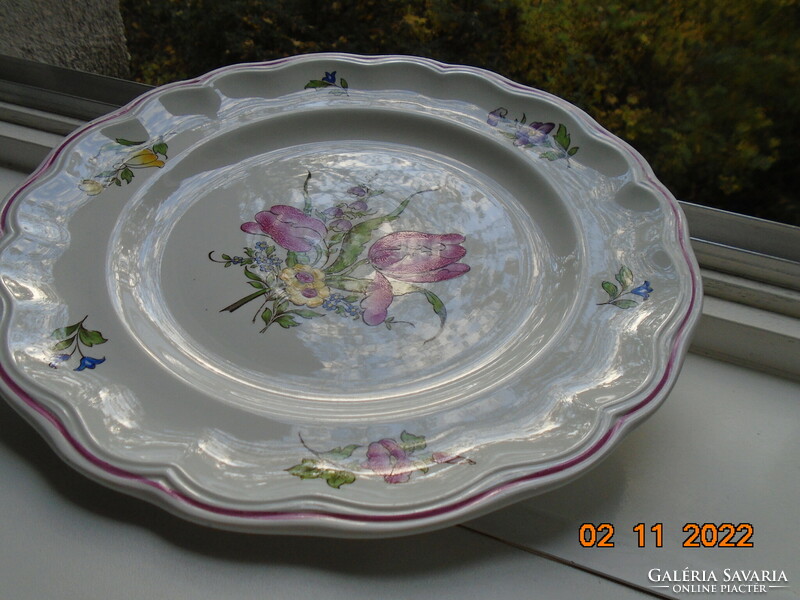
[0,54,701,537]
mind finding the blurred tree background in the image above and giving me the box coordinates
[120,0,800,226]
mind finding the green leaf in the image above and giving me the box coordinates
[51,336,75,352]
[399,431,427,454]
[113,178,121,186]
[286,459,355,489]
[286,459,323,479]
[115,138,146,146]
[539,151,560,161]
[343,295,359,303]
[285,251,299,268]
[243,268,263,282]
[568,146,579,156]
[120,168,133,184]
[260,308,272,325]
[554,124,571,150]
[602,281,619,299]
[616,265,634,289]
[79,328,107,347]
[152,142,168,157]
[326,218,384,272]
[52,323,80,340]
[304,80,331,89]
[325,276,370,294]
[275,315,299,328]
[326,189,432,274]
[248,281,266,289]
[422,289,447,328]
[339,78,348,89]
[324,444,359,460]
[321,469,356,489]
[221,253,231,261]
[328,232,345,245]
[611,299,639,309]
[413,460,430,474]
[290,309,324,319]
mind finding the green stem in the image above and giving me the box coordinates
[74,318,89,357]
[325,275,370,294]
[597,289,635,306]
[336,258,369,277]
[220,289,269,313]
[302,170,313,215]
[252,296,272,323]
[386,187,439,219]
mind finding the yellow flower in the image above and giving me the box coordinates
[126,148,165,169]
[279,265,330,308]
[79,179,104,196]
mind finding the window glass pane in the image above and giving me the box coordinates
[1,1,798,226]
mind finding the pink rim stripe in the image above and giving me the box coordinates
[0,54,700,527]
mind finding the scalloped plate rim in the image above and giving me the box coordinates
[0,53,702,537]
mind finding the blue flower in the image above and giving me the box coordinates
[630,281,653,300]
[513,122,555,147]
[322,71,336,84]
[487,107,508,127]
[49,354,71,369]
[74,356,106,371]
[255,241,269,251]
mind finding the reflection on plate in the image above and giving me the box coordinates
[0,54,701,537]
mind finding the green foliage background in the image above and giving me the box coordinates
[120,0,800,225]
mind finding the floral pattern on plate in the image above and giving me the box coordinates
[288,431,475,489]
[210,172,469,337]
[304,70,349,94]
[48,316,107,371]
[598,265,653,309]
[79,138,169,196]
[487,107,579,162]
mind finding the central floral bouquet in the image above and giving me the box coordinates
[210,172,470,338]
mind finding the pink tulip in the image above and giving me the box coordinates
[368,231,469,283]
[365,439,414,484]
[241,205,327,253]
[361,272,394,326]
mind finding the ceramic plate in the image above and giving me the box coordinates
[0,54,701,537]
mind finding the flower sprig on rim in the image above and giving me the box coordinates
[487,107,579,162]
[304,71,349,94]
[598,265,653,309]
[48,316,107,371]
[79,138,168,196]
[287,431,474,489]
